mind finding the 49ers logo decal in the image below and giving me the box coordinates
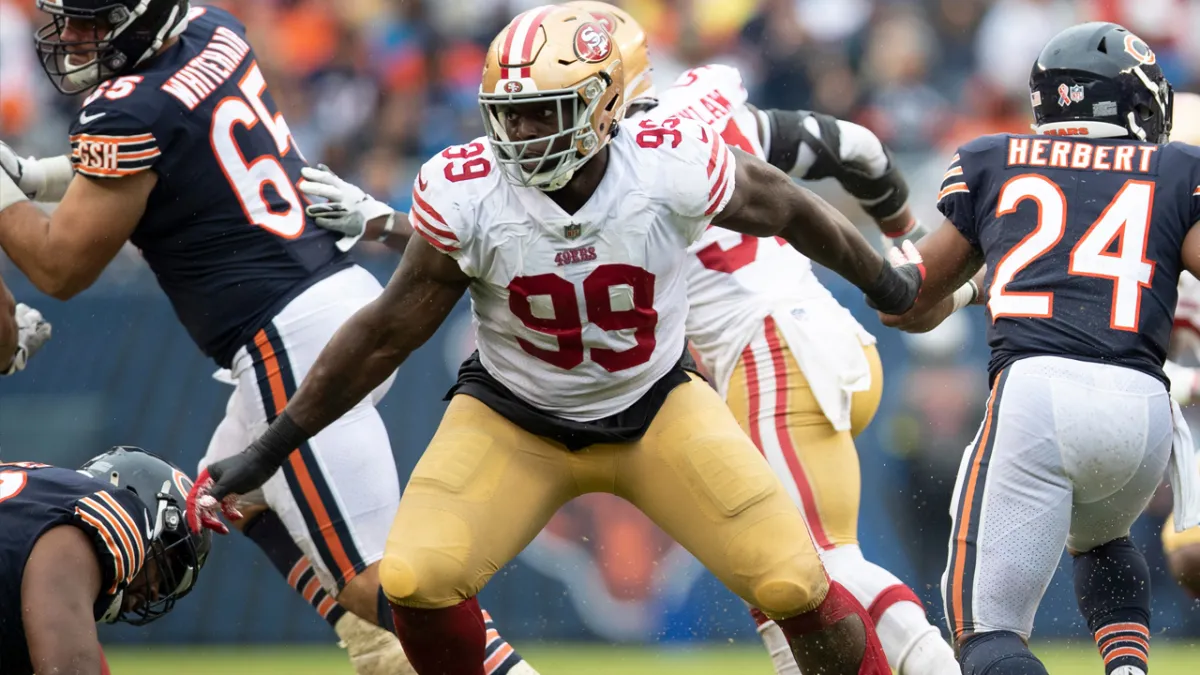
[574,22,611,63]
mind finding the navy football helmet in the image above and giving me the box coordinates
[79,446,210,625]
[1030,22,1173,144]
[35,0,190,94]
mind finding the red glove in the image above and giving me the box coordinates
[185,468,244,535]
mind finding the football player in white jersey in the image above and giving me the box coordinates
[190,7,926,675]
[296,3,960,672]
[1161,91,1200,597]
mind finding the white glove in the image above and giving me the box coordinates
[0,141,74,203]
[2,303,52,376]
[1165,360,1200,406]
[298,164,394,252]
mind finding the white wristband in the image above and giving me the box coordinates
[951,280,978,313]
[34,155,75,203]
[0,169,29,212]
[377,212,396,242]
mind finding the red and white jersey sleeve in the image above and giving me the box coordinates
[408,139,494,277]
[656,64,764,158]
[632,110,737,241]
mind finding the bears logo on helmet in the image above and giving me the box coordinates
[1123,34,1156,65]
[574,22,612,63]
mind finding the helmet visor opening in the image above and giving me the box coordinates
[482,89,587,189]
[35,11,121,94]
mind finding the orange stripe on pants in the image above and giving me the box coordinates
[951,370,1004,635]
[253,330,358,585]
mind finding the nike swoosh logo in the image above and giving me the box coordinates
[417,170,428,192]
[78,110,107,125]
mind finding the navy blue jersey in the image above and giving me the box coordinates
[0,463,149,675]
[938,134,1200,383]
[67,6,349,367]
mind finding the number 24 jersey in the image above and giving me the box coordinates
[410,111,736,421]
[939,133,1200,383]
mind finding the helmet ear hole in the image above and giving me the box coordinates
[1135,102,1154,121]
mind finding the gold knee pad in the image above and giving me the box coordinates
[1163,514,1200,555]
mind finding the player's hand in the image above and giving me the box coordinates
[865,240,925,315]
[298,164,394,251]
[878,294,955,333]
[185,468,243,536]
[0,142,45,201]
[1,303,52,376]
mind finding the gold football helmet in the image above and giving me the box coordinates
[480,6,625,191]
[564,1,653,103]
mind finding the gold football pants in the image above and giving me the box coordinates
[1163,514,1200,555]
[378,376,830,619]
[725,316,883,550]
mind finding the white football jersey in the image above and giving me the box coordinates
[1172,272,1200,367]
[409,110,736,421]
[646,65,873,416]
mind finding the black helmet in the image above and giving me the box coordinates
[34,0,191,95]
[1030,22,1173,144]
[79,446,210,625]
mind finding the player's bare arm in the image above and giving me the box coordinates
[0,172,155,299]
[713,148,922,315]
[878,222,986,332]
[192,235,470,504]
[22,525,104,675]
[0,275,17,368]
[287,236,467,432]
[1184,223,1200,278]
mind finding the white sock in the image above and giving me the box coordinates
[757,619,803,675]
[820,545,959,674]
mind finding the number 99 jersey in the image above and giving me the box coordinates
[938,133,1200,384]
[67,6,348,368]
[410,110,736,422]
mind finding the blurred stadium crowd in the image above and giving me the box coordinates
[3,0,1198,219]
[3,0,1200,643]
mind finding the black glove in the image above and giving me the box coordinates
[864,241,925,315]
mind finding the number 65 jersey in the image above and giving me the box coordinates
[410,111,736,421]
[67,5,348,368]
[938,133,1200,383]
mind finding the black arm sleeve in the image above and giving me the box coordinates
[764,108,910,221]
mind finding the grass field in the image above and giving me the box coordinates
[105,642,1200,674]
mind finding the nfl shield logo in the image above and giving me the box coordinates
[564,223,582,239]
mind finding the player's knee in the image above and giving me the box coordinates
[378,550,476,610]
[959,631,1047,675]
[750,561,829,617]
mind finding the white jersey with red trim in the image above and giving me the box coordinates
[1172,273,1200,367]
[410,110,736,421]
[646,64,874,429]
